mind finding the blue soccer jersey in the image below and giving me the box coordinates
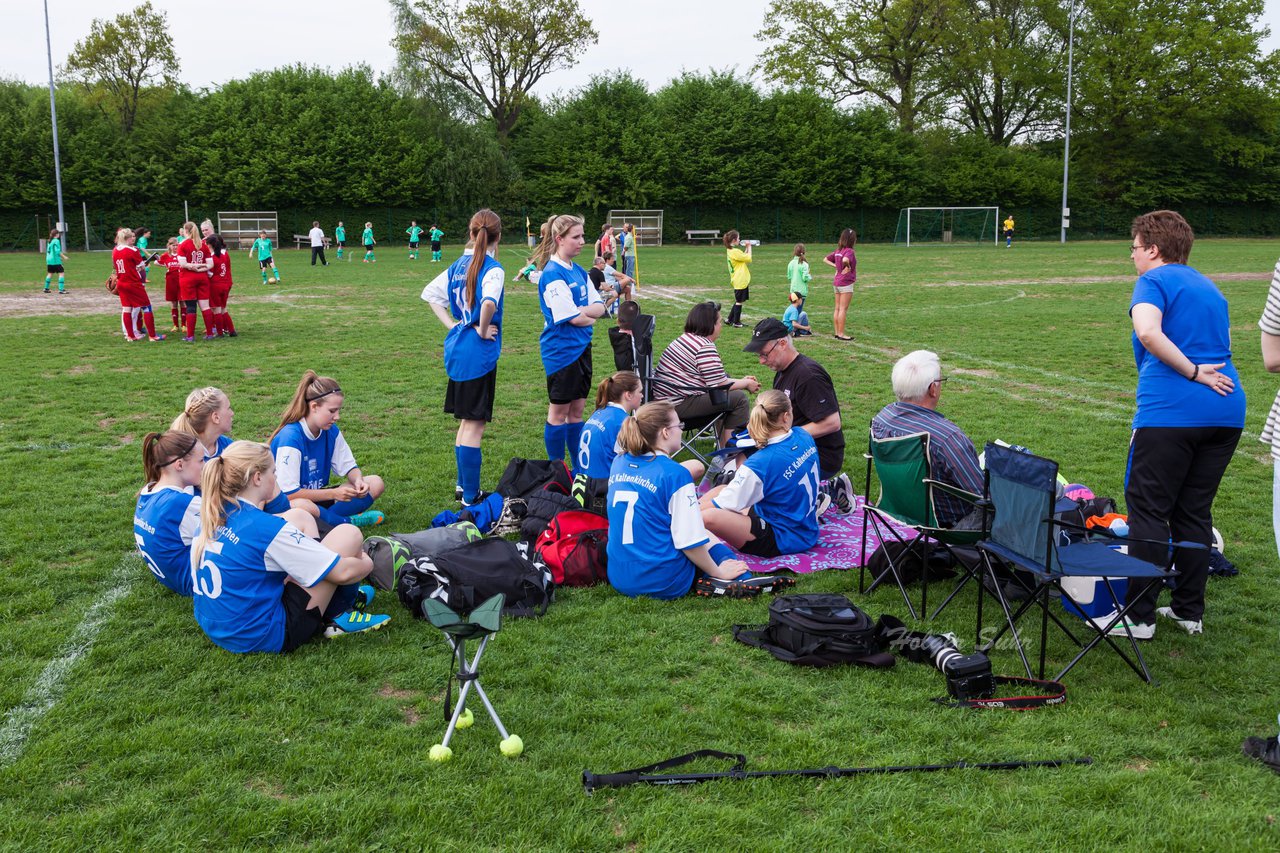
[713,427,820,554]
[537,257,601,375]
[440,251,504,381]
[204,434,234,461]
[271,422,358,494]
[578,403,629,478]
[191,499,339,653]
[606,452,710,599]
[134,484,201,596]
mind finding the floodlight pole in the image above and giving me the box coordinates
[1059,0,1077,244]
[43,0,66,237]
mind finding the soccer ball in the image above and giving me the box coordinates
[267,277,277,284]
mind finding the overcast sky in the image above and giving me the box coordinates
[3,0,1280,98]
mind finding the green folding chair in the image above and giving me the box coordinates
[425,593,524,762]
[859,429,986,621]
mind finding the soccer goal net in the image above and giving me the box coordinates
[608,209,664,246]
[218,211,278,250]
[894,207,999,246]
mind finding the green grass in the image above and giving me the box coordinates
[3,237,1280,850]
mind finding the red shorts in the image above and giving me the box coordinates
[209,281,231,309]
[165,275,180,302]
[179,275,210,302]
[116,281,150,308]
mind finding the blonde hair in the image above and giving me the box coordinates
[171,386,228,437]
[594,371,642,410]
[747,389,791,446]
[180,221,200,242]
[115,227,134,245]
[617,401,676,456]
[192,441,274,564]
[529,214,584,268]
[166,236,179,252]
[141,430,200,486]
[271,370,342,440]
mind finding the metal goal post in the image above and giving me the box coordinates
[607,209,664,246]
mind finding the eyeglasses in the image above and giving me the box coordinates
[664,421,686,433]
[1130,243,1149,254]
[760,339,783,358]
[933,376,948,384]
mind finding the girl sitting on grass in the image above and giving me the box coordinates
[606,401,790,600]
[269,371,386,529]
[701,389,821,557]
[134,430,205,596]
[191,441,389,653]
[782,292,812,336]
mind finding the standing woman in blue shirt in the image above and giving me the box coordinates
[421,209,504,505]
[530,214,606,468]
[1113,210,1245,640]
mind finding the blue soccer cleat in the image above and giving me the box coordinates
[347,510,385,528]
[324,609,391,638]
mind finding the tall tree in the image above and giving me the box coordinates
[756,0,949,134]
[390,0,597,140]
[61,1,179,135]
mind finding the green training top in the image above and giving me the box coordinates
[252,237,274,259]
[45,237,61,265]
[335,226,346,241]
[407,226,423,242]
[362,228,374,245]
[136,235,149,251]
[429,227,444,242]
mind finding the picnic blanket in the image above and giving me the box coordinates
[736,496,920,575]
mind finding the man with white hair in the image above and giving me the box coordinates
[871,350,983,528]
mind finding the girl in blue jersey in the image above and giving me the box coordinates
[269,371,386,529]
[191,441,389,653]
[577,372,643,480]
[421,208,504,505]
[701,390,821,557]
[530,214,607,468]
[134,430,204,596]
[606,401,751,600]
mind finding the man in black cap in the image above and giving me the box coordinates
[744,318,852,512]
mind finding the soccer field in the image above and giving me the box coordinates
[2,237,1280,849]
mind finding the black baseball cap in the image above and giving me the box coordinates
[743,318,789,353]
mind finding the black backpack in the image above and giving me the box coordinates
[496,457,573,499]
[396,537,553,619]
[733,594,895,668]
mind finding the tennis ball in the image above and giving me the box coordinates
[455,707,474,729]
[499,734,524,758]
[429,744,452,763]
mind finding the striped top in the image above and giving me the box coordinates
[1259,260,1280,459]
[871,401,983,527]
[654,333,730,402]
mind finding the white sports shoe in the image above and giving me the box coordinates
[1089,611,1155,640]
[1156,607,1203,635]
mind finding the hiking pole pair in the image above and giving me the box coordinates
[583,749,1091,794]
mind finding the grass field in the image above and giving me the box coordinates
[3,236,1280,850]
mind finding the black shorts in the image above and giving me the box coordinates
[733,287,750,303]
[364,243,374,249]
[738,507,781,558]
[1004,229,1014,238]
[409,242,419,249]
[47,264,64,274]
[336,240,345,248]
[445,367,498,421]
[259,258,274,269]
[546,346,593,404]
[280,582,326,652]
[431,240,442,251]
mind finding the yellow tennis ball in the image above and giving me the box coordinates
[500,734,524,757]
[456,708,474,729]
[429,744,452,763]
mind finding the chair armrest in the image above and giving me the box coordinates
[924,479,981,506]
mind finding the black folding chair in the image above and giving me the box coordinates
[608,302,656,402]
[974,442,1201,684]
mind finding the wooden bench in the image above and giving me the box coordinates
[685,229,721,243]
[293,234,331,249]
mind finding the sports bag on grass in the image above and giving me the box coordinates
[363,523,482,590]
[496,457,572,499]
[395,536,553,619]
[733,594,895,668]
[534,509,608,586]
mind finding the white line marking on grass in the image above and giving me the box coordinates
[0,553,137,768]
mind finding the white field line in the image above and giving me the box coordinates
[0,553,137,768]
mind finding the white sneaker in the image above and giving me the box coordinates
[1089,611,1155,640]
[1156,607,1203,635]
[829,472,855,515]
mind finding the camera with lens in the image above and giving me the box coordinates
[917,634,996,701]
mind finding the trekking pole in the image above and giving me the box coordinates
[583,749,1091,794]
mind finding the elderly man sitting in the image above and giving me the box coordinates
[871,350,984,529]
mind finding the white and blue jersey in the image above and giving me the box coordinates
[422,250,505,381]
[191,499,339,653]
[271,422,358,494]
[713,427,820,554]
[606,452,710,600]
[204,434,233,461]
[134,484,201,596]
[537,257,601,375]
[205,434,289,513]
[578,403,629,478]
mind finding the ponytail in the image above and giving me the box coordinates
[618,401,675,456]
[141,430,199,486]
[270,370,342,441]
[595,371,642,410]
[793,242,806,262]
[464,209,502,309]
[192,441,274,564]
[171,386,227,437]
[747,389,791,446]
[529,214,583,269]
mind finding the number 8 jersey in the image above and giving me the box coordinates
[606,452,710,600]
